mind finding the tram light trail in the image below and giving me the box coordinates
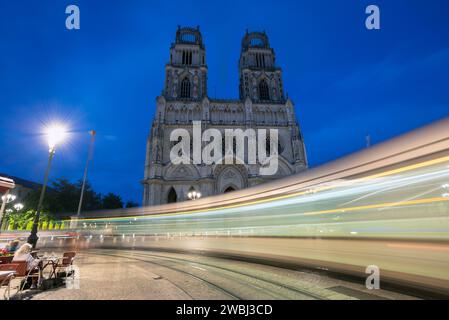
[3,117,449,296]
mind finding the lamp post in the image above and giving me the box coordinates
[0,202,23,231]
[187,190,202,201]
[28,124,67,248]
[0,194,16,230]
[77,130,96,217]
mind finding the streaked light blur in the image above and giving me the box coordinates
[76,156,449,240]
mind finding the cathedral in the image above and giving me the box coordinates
[142,26,307,206]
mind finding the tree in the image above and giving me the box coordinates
[22,178,126,217]
[75,180,102,212]
[2,209,55,231]
[24,178,102,218]
[102,193,123,209]
[125,201,139,208]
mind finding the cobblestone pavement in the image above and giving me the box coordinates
[1,249,418,300]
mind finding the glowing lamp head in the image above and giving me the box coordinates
[1,194,16,203]
[188,190,201,200]
[45,124,67,152]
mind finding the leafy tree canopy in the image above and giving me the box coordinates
[125,201,139,208]
[102,193,124,209]
[23,178,129,218]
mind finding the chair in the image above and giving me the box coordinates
[0,264,19,300]
[0,256,13,265]
[8,260,41,295]
[53,252,76,280]
[1,258,46,299]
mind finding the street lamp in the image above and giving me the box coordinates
[28,123,67,248]
[0,194,16,230]
[13,203,24,211]
[1,194,16,204]
[187,190,202,201]
[77,130,96,217]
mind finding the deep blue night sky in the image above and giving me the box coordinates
[1,0,448,204]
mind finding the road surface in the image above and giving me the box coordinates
[29,249,416,300]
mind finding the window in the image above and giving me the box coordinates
[181,33,196,43]
[167,187,177,203]
[181,51,192,65]
[266,137,283,155]
[181,77,191,98]
[250,37,264,47]
[259,80,269,100]
[222,137,237,156]
[255,53,266,68]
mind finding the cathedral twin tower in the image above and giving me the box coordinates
[142,26,307,206]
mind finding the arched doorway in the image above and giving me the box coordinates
[224,186,236,193]
[167,187,177,203]
[215,165,247,193]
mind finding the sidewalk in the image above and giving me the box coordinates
[31,252,195,300]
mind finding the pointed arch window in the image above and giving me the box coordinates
[181,77,191,98]
[167,187,177,203]
[266,136,283,155]
[182,51,193,65]
[222,137,237,157]
[259,79,270,101]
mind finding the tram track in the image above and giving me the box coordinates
[88,249,331,300]
[121,250,328,299]
[86,251,242,300]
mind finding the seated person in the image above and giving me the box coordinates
[13,243,41,272]
[4,239,20,254]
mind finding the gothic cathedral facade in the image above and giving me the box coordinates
[142,26,307,206]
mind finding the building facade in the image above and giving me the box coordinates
[142,26,307,206]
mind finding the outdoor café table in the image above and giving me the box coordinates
[39,256,60,280]
[0,271,15,278]
[0,270,15,287]
[30,250,41,258]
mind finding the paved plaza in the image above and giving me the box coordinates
[2,250,415,300]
